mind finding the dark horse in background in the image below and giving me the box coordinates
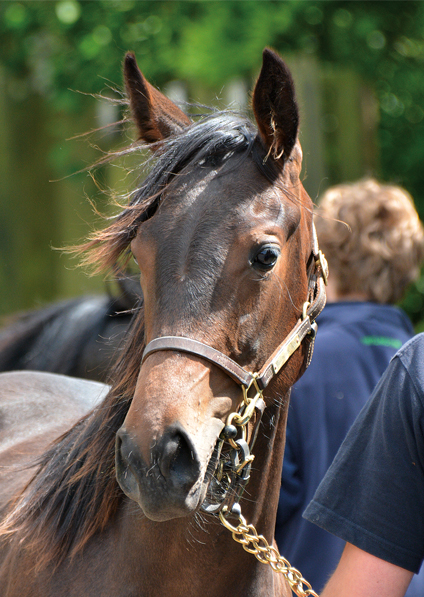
[0,277,140,382]
[0,49,327,596]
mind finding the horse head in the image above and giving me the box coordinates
[115,49,321,522]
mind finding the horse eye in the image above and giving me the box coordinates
[251,246,280,270]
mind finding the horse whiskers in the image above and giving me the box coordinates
[145,462,157,477]
[193,510,210,530]
[186,515,209,546]
[274,275,298,312]
[273,395,286,409]
[126,500,145,519]
[184,510,219,550]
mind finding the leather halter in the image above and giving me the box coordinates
[141,222,328,392]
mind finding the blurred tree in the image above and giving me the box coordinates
[2,0,423,202]
[1,1,424,321]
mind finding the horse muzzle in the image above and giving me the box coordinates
[115,424,208,521]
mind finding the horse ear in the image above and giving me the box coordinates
[252,48,299,163]
[124,52,192,144]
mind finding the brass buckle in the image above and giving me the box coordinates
[316,250,329,286]
[229,375,263,430]
[302,301,310,320]
[243,374,262,405]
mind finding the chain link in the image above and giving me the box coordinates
[219,509,319,597]
[215,377,320,597]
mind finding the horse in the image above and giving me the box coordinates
[0,277,140,382]
[0,48,327,596]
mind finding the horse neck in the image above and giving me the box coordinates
[114,390,290,597]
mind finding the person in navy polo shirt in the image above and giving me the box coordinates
[275,179,424,595]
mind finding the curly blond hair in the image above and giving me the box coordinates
[315,179,424,304]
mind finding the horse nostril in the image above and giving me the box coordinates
[157,425,200,490]
[117,424,200,494]
[115,430,123,452]
[115,428,134,478]
[114,427,144,503]
[115,428,143,482]
[115,428,126,465]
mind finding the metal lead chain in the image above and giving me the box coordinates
[209,379,319,596]
[219,507,319,597]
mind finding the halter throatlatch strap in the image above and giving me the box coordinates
[141,221,328,391]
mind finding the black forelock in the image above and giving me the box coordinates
[117,111,280,236]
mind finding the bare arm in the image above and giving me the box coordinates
[321,543,414,597]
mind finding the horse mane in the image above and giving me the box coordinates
[74,110,279,273]
[0,110,278,569]
[0,305,145,570]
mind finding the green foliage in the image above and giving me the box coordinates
[1,1,423,185]
[1,0,424,322]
